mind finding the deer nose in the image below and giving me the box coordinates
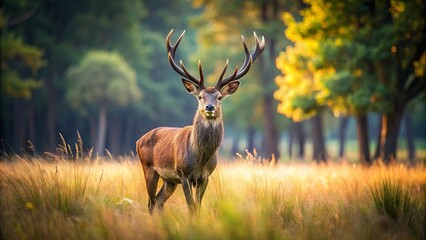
[205,104,215,111]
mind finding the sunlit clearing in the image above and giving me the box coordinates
[1,157,424,240]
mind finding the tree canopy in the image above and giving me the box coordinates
[66,51,141,114]
[1,10,45,98]
[275,0,425,163]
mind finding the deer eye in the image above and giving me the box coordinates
[218,96,223,101]
[198,95,202,100]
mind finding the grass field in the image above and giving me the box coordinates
[1,152,425,239]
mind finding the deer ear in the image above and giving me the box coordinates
[221,81,240,97]
[182,79,198,94]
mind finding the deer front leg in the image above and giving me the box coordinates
[196,177,209,208]
[181,178,197,215]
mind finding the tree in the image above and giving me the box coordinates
[1,8,46,148]
[371,0,425,163]
[274,40,328,163]
[337,117,349,158]
[288,121,305,160]
[66,51,141,154]
[0,34,44,98]
[275,0,425,164]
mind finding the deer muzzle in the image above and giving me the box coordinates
[203,104,216,118]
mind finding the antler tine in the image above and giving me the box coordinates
[233,32,265,79]
[198,60,205,88]
[166,29,185,53]
[216,60,239,89]
[167,29,204,88]
[251,31,265,62]
[216,32,265,90]
[237,35,252,75]
[218,59,229,82]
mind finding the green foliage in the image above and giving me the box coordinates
[1,71,43,98]
[275,0,424,120]
[370,178,424,229]
[322,71,354,96]
[1,34,46,74]
[1,11,46,98]
[66,51,141,115]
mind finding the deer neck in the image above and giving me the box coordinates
[191,110,224,160]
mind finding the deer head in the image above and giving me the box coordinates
[166,30,265,120]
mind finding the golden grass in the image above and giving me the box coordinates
[1,157,425,240]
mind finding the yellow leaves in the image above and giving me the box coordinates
[192,0,204,8]
[353,68,363,77]
[281,12,294,26]
[274,40,327,121]
[334,38,343,47]
[413,52,426,77]
[275,52,287,74]
[289,108,305,122]
[390,1,406,18]
[276,95,312,122]
[25,202,35,210]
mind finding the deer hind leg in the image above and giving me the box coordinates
[144,168,160,214]
[181,178,197,215]
[195,177,209,208]
[155,180,177,211]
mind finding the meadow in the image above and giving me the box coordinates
[0,146,425,240]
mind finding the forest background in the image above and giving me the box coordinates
[1,0,425,165]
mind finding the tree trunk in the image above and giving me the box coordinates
[379,105,405,164]
[107,114,122,155]
[355,115,371,165]
[338,117,349,158]
[288,121,305,159]
[403,111,415,164]
[288,123,293,159]
[46,65,57,151]
[96,105,108,155]
[28,101,36,146]
[374,114,382,159]
[89,116,97,150]
[0,96,10,150]
[294,121,305,159]
[247,126,255,152]
[261,100,280,160]
[311,114,327,163]
[13,99,26,149]
[258,0,280,161]
[123,115,134,154]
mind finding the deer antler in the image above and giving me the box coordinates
[215,32,265,90]
[167,30,205,89]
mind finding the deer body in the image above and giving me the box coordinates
[137,110,222,183]
[137,30,264,214]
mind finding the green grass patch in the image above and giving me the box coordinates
[370,178,424,231]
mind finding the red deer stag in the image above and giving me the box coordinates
[136,29,265,214]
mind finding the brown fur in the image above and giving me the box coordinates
[141,30,264,215]
[136,99,223,214]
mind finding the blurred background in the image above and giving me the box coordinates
[1,0,425,164]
